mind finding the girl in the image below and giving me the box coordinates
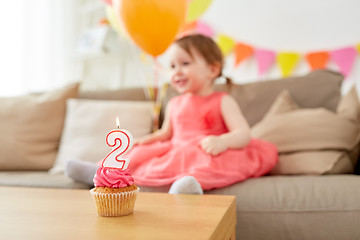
[66,34,278,194]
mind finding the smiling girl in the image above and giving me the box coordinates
[125,34,278,193]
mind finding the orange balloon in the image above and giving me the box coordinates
[120,0,187,57]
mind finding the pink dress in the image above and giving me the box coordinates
[127,92,278,190]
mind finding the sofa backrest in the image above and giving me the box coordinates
[79,70,343,127]
[79,87,148,101]
[161,70,343,126]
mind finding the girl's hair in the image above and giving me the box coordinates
[174,34,232,85]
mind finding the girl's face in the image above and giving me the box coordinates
[168,44,219,95]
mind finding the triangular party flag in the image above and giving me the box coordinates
[102,0,112,6]
[234,43,254,67]
[254,48,276,76]
[356,43,360,55]
[196,21,214,37]
[277,52,300,77]
[182,21,197,32]
[178,21,197,37]
[216,34,235,56]
[305,51,329,70]
[331,47,357,78]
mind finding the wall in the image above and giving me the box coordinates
[200,0,360,94]
[79,0,360,94]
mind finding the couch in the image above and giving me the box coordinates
[0,70,359,240]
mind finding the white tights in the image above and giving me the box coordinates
[65,159,203,195]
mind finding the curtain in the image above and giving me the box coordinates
[0,0,80,96]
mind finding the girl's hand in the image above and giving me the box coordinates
[200,136,227,156]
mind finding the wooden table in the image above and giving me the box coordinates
[0,187,236,240]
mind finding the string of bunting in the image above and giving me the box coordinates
[102,0,359,79]
[181,20,360,79]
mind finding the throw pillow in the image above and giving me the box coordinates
[336,86,360,167]
[251,86,360,175]
[261,90,300,121]
[0,83,79,170]
[337,86,360,123]
[49,99,153,174]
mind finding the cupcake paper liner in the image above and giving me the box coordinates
[90,187,140,217]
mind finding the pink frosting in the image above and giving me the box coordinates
[93,167,134,188]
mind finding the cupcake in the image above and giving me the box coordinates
[90,167,139,217]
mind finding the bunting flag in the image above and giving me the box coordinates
[196,21,214,37]
[234,43,254,67]
[216,34,235,56]
[356,43,360,54]
[176,21,360,79]
[255,49,276,76]
[181,21,197,33]
[277,52,300,77]
[180,20,214,38]
[331,47,357,78]
[305,51,329,70]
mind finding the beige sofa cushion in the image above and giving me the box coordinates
[207,175,360,240]
[0,171,89,189]
[0,83,79,170]
[162,70,342,126]
[337,86,360,123]
[50,99,153,174]
[252,87,360,175]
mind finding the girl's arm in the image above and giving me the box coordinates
[200,95,250,155]
[220,94,251,148]
[134,102,173,145]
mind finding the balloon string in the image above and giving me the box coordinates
[153,56,159,99]
[153,57,166,101]
[152,57,169,132]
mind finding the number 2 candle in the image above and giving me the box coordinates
[101,117,134,170]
